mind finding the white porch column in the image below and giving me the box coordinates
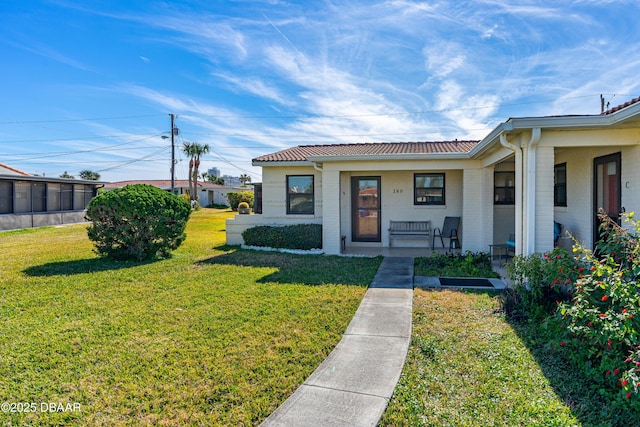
[535,146,555,252]
[462,168,489,252]
[321,168,341,255]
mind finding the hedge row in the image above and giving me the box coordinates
[242,224,322,250]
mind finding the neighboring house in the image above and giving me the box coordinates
[0,163,104,231]
[104,180,248,207]
[226,98,640,256]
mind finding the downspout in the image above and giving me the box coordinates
[499,132,524,256]
[525,128,541,255]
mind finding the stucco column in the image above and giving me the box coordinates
[462,168,488,252]
[321,168,341,255]
[535,146,555,252]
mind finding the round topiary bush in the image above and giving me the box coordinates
[86,184,192,261]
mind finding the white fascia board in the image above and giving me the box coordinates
[252,160,314,167]
[306,152,470,162]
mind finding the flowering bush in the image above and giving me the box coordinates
[559,212,640,400]
[505,247,582,321]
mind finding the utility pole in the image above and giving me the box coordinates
[170,113,176,193]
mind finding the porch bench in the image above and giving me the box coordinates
[388,220,431,247]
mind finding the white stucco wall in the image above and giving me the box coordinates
[551,136,640,249]
[337,169,464,251]
[225,166,322,245]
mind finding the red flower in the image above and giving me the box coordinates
[602,295,609,301]
[560,341,567,346]
[627,392,632,399]
[621,379,629,386]
[578,267,585,272]
[599,313,607,318]
[622,308,628,314]
[591,266,596,271]
[606,370,611,375]
[557,255,561,259]
[614,368,620,374]
[587,321,593,327]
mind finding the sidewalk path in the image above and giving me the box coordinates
[260,257,414,427]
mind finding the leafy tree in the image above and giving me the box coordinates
[59,171,75,179]
[86,184,191,261]
[79,169,101,180]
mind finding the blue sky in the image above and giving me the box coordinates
[2,0,640,183]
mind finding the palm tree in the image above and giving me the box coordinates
[182,142,196,200]
[79,169,101,180]
[239,174,251,187]
[207,175,225,185]
[182,142,210,201]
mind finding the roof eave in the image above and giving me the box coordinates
[306,152,471,162]
[0,174,107,185]
[471,104,640,158]
[252,160,315,167]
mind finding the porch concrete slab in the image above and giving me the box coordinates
[260,384,387,427]
[305,334,410,398]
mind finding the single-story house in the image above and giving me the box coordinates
[104,180,249,207]
[0,163,104,231]
[226,97,640,256]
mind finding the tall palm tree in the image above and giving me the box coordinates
[182,142,210,201]
[182,142,196,200]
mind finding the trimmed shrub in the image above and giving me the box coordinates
[242,224,322,250]
[227,192,254,210]
[86,184,191,261]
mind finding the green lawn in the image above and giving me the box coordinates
[380,289,640,427]
[0,209,381,426]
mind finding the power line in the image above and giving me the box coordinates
[0,93,630,126]
[0,113,166,125]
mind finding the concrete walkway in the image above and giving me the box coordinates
[260,257,413,427]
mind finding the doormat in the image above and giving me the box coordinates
[439,277,494,287]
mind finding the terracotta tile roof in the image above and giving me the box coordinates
[602,96,640,115]
[0,163,31,176]
[104,179,224,189]
[253,141,480,162]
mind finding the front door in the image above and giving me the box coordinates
[593,152,622,246]
[351,177,381,242]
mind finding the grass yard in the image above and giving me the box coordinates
[0,209,381,426]
[381,289,640,426]
[381,289,581,426]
